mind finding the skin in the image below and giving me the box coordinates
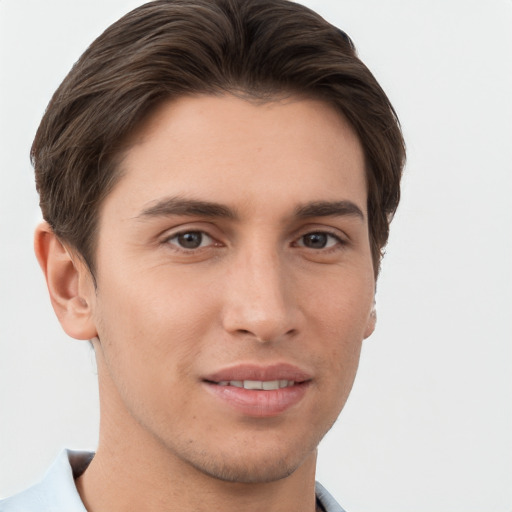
[35,94,376,512]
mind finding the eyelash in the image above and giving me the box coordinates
[163,229,346,253]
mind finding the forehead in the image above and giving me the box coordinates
[106,94,367,219]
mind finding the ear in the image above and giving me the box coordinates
[363,300,377,339]
[34,222,97,340]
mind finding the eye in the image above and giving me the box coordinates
[166,231,214,250]
[297,232,341,249]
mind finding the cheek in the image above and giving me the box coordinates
[318,307,364,387]
[91,270,218,390]
[300,273,372,389]
[302,267,374,337]
[95,261,216,333]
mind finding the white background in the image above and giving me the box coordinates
[0,1,511,510]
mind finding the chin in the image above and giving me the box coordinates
[172,431,320,485]
[188,452,309,484]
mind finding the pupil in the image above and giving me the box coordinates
[178,232,202,249]
[304,233,327,248]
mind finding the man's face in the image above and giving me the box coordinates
[84,94,376,483]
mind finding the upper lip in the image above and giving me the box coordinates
[203,363,312,383]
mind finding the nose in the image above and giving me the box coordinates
[221,245,299,344]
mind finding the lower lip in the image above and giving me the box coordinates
[203,382,310,418]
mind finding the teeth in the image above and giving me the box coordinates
[244,380,263,390]
[216,380,295,389]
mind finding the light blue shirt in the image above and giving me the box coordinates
[0,450,346,512]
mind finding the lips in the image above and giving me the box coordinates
[202,363,311,417]
[204,363,311,384]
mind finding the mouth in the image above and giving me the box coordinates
[208,379,297,390]
[202,364,311,417]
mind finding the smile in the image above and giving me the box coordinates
[202,364,311,417]
[215,380,295,390]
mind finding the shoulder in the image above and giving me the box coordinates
[0,450,93,512]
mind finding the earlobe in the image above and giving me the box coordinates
[34,222,97,340]
[363,301,377,339]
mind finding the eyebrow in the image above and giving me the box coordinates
[295,200,365,221]
[136,197,238,220]
[136,197,364,222]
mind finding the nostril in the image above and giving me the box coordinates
[235,328,298,344]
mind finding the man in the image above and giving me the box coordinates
[1,0,405,511]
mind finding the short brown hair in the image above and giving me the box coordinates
[32,0,405,278]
